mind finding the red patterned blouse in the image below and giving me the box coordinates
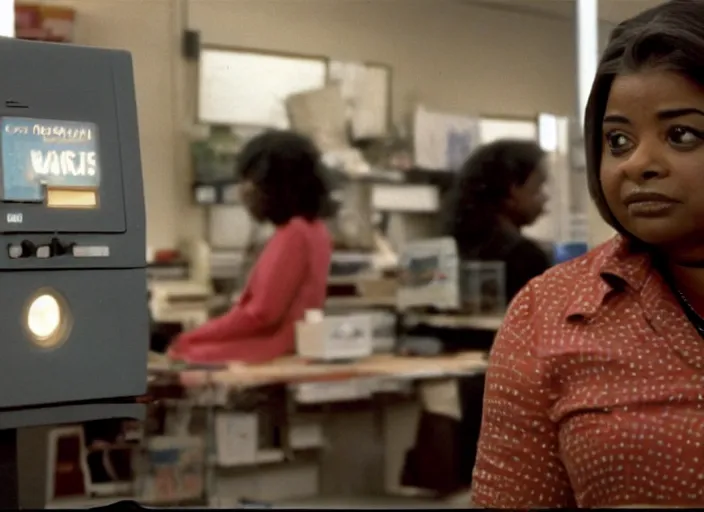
[472,236,704,509]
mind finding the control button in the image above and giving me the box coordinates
[8,244,23,259]
[8,240,35,259]
[36,245,51,259]
[72,245,110,258]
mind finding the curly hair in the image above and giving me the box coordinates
[237,130,332,225]
[585,0,704,243]
[445,139,545,256]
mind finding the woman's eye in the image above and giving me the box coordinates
[605,131,632,153]
[668,126,703,146]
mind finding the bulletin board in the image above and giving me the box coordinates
[197,47,328,128]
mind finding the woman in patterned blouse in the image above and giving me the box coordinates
[473,0,704,508]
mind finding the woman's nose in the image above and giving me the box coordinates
[618,143,669,183]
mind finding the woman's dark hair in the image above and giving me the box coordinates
[585,0,704,240]
[237,130,331,225]
[446,139,545,254]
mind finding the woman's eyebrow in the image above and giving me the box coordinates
[657,107,704,120]
[603,108,704,125]
[603,114,630,124]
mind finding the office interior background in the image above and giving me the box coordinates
[0,0,663,508]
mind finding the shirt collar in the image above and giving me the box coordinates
[564,236,653,320]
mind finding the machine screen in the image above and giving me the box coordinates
[0,117,101,209]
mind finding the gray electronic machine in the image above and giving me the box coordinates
[0,36,149,508]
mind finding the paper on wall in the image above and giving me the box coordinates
[329,60,389,139]
[286,85,349,152]
[351,65,389,139]
[413,105,480,170]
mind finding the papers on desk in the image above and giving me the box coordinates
[293,378,379,404]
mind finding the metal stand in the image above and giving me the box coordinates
[0,428,18,509]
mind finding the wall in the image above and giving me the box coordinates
[35,0,180,250]
[189,0,578,122]
[40,0,591,249]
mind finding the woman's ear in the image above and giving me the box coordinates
[504,183,521,209]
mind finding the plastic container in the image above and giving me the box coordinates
[459,260,506,315]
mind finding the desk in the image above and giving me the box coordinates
[146,352,488,503]
[149,352,488,391]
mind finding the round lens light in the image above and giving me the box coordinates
[27,293,62,342]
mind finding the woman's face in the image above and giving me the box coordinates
[506,163,548,227]
[239,180,266,221]
[600,69,704,258]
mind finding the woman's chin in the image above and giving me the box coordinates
[623,219,690,248]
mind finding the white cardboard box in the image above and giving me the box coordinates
[296,313,373,361]
[215,412,258,467]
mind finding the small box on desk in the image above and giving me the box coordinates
[459,261,506,315]
[296,312,373,361]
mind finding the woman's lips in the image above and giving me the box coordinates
[623,192,679,217]
[627,200,678,217]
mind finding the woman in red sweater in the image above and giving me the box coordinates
[168,131,332,364]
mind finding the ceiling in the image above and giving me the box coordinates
[467,0,663,24]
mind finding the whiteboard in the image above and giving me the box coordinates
[479,117,537,144]
[198,48,328,128]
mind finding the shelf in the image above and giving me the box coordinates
[405,313,504,331]
[192,166,456,207]
[327,275,377,286]
[325,296,396,309]
[192,181,241,205]
[214,448,286,469]
[47,495,135,509]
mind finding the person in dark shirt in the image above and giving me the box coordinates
[446,138,551,300]
[401,139,552,497]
